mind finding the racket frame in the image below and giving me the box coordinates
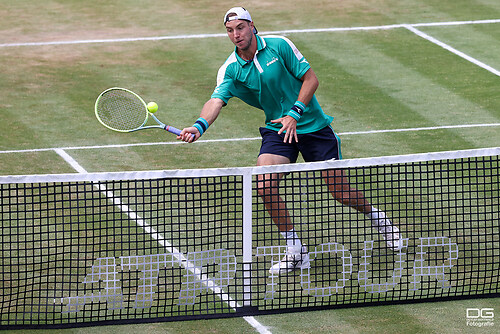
[95,87,182,135]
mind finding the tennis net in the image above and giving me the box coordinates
[0,147,499,328]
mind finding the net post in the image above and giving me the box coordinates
[242,170,253,308]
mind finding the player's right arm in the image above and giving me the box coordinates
[178,98,225,142]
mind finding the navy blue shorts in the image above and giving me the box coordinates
[258,126,342,163]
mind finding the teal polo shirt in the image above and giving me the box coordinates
[211,34,334,134]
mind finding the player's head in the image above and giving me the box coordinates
[224,7,258,51]
[223,7,258,34]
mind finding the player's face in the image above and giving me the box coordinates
[225,20,254,51]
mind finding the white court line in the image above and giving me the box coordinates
[54,148,271,334]
[2,123,500,155]
[412,18,500,27]
[0,19,499,48]
[404,25,500,77]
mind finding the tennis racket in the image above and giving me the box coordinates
[95,87,185,136]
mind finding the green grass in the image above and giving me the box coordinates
[5,298,500,334]
[1,0,499,333]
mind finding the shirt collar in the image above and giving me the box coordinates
[234,35,266,66]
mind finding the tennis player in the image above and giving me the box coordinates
[179,6,402,275]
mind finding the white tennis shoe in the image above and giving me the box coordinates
[269,245,311,275]
[371,211,403,251]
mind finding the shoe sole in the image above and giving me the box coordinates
[269,258,311,275]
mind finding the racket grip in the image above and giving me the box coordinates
[164,125,195,138]
[165,125,182,135]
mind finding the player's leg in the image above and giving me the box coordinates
[321,169,402,250]
[257,128,310,274]
[256,153,293,233]
[299,126,402,251]
[321,168,371,212]
[256,153,310,274]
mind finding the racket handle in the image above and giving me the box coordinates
[164,125,182,135]
[164,125,195,138]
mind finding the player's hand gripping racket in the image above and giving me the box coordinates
[95,87,187,136]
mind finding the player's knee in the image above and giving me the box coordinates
[257,179,282,199]
[256,180,272,198]
[256,175,281,198]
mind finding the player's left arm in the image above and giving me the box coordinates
[274,68,318,143]
[297,68,319,107]
[272,37,319,143]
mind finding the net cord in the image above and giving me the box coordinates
[1,147,499,184]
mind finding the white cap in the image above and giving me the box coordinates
[223,6,258,34]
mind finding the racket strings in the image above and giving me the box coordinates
[96,90,147,131]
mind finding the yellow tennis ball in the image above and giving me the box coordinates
[147,102,158,113]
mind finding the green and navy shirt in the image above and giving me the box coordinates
[211,34,334,134]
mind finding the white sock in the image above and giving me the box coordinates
[281,229,302,249]
[366,207,389,227]
[366,206,381,220]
